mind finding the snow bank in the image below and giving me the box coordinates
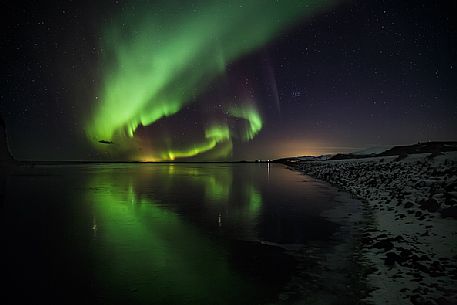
[294,152,457,304]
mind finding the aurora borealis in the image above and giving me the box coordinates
[2,0,456,161]
[85,0,334,161]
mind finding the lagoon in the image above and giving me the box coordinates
[3,163,362,305]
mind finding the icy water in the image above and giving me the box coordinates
[3,163,360,305]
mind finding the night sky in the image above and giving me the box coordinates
[2,0,456,161]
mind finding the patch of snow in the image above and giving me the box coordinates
[292,152,457,305]
[352,146,393,155]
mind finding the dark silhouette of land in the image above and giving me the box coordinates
[98,140,114,144]
[0,115,15,166]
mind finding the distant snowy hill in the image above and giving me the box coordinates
[276,141,457,163]
[297,154,334,161]
[379,141,457,156]
[352,146,392,156]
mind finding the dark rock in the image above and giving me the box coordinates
[384,252,397,266]
[373,239,394,251]
[420,198,440,213]
[404,201,414,208]
[435,297,457,305]
[384,252,405,266]
[440,206,457,219]
[430,261,444,273]
[420,254,432,261]
[445,181,457,192]
[393,235,405,242]
[361,237,373,245]
[444,196,457,206]
[410,295,426,305]
[414,262,430,274]
[399,248,412,260]
[415,181,426,188]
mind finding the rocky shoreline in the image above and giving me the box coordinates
[287,152,457,305]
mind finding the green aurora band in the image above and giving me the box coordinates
[86,0,336,160]
[161,124,230,160]
[157,104,263,161]
[229,105,263,141]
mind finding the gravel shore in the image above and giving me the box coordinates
[289,152,457,305]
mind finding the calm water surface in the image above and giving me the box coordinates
[3,163,357,305]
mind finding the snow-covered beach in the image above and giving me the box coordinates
[287,152,457,305]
